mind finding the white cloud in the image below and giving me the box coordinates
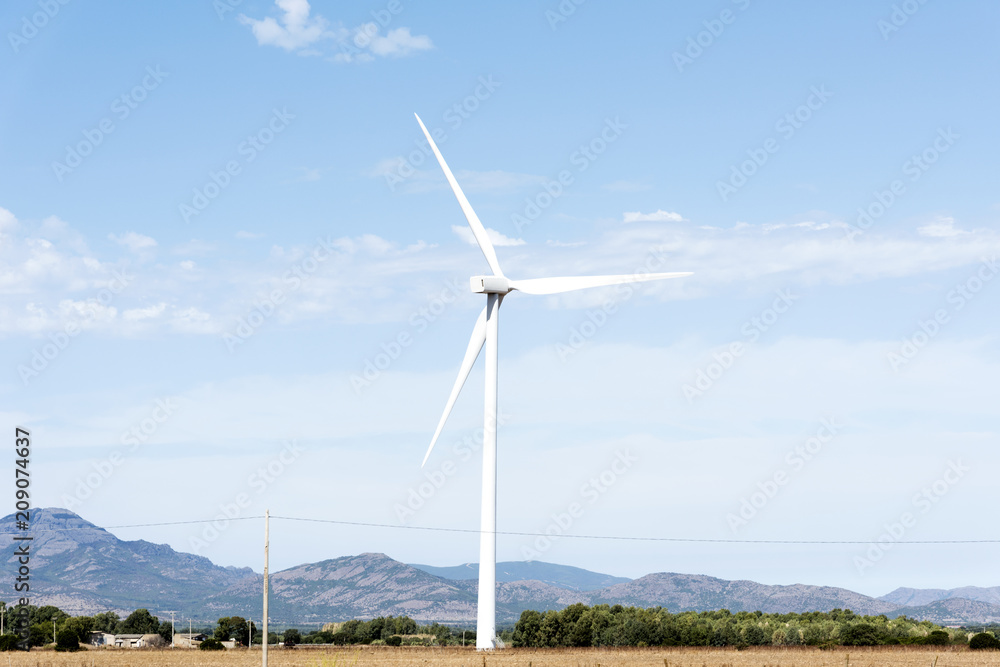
[918,216,969,238]
[0,207,18,232]
[240,0,432,62]
[364,26,433,58]
[108,231,157,253]
[623,210,685,223]
[123,303,167,321]
[451,225,525,247]
[239,0,331,52]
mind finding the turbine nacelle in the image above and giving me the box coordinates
[470,275,512,294]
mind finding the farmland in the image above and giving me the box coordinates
[3,646,995,667]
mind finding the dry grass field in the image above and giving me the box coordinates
[0,646,994,667]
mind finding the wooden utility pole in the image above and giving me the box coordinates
[263,509,269,667]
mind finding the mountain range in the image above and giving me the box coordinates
[4,508,999,626]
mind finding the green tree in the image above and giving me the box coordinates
[119,609,159,634]
[92,611,119,633]
[922,630,949,645]
[29,621,54,647]
[513,610,543,647]
[158,619,173,643]
[62,616,94,644]
[840,622,883,646]
[214,616,255,646]
[283,628,301,646]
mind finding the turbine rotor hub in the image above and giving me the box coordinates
[470,276,512,294]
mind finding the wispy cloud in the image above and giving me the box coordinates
[451,225,525,247]
[363,25,433,58]
[623,209,685,223]
[108,231,157,253]
[918,216,969,238]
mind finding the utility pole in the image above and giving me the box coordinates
[263,509,269,667]
[171,611,175,648]
[248,618,252,647]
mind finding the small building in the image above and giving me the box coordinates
[88,631,115,646]
[113,634,144,648]
[112,633,163,648]
[173,632,208,648]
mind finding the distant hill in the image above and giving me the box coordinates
[409,561,630,591]
[0,508,255,618]
[587,573,899,616]
[881,586,1000,608]
[888,598,1000,625]
[6,508,1000,626]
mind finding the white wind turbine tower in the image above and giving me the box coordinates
[414,114,690,650]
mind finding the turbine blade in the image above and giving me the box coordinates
[509,272,692,295]
[414,113,504,277]
[422,306,488,467]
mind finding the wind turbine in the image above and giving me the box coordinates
[414,113,690,650]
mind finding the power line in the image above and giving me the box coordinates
[269,515,1000,545]
[5,514,996,545]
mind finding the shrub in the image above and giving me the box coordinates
[200,638,226,651]
[970,632,1000,650]
[0,635,20,652]
[922,630,950,645]
[385,635,402,646]
[54,629,80,652]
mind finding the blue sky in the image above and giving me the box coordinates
[2,0,998,598]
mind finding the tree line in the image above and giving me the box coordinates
[511,605,990,648]
[3,602,999,651]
